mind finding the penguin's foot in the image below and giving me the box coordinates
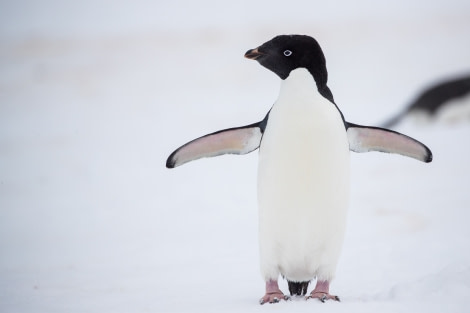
[259,279,289,305]
[305,280,340,303]
[306,292,340,302]
[259,291,289,305]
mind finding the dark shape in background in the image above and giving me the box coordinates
[381,74,470,128]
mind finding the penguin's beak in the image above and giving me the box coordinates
[244,47,264,60]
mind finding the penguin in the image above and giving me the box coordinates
[166,35,433,304]
[381,74,470,128]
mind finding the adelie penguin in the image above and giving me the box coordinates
[166,35,433,304]
[381,74,470,128]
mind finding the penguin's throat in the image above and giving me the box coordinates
[278,68,325,108]
[281,68,321,100]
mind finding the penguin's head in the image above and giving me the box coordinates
[245,35,328,86]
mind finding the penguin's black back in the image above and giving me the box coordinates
[409,75,470,114]
[382,74,470,128]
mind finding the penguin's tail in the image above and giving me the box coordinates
[287,280,310,296]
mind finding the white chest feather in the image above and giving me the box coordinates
[257,68,350,282]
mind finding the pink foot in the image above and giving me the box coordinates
[259,279,289,305]
[305,280,340,303]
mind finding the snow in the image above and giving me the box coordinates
[1,1,470,312]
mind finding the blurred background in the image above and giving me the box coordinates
[1,1,470,312]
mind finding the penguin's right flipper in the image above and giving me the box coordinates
[166,113,269,168]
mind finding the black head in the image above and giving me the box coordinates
[245,35,329,87]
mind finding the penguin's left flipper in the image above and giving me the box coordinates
[346,123,433,163]
[166,121,265,168]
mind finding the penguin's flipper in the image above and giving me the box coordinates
[166,121,266,168]
[346,123,433,163]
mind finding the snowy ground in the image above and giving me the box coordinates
[1,1,470,312]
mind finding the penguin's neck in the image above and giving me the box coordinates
[282,67,316,91]
[277,68,343,125]
[277,68,326,109]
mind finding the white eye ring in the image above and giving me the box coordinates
[283,50,292,57]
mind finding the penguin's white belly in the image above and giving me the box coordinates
[257,68,350,282]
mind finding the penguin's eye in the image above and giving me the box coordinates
[283,50,292,57]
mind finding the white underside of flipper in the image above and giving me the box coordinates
[257,68,350,283]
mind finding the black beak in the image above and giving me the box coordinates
[244,47,264,60]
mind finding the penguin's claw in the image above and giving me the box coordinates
[306,292,340,303]
[259,292,289,305]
